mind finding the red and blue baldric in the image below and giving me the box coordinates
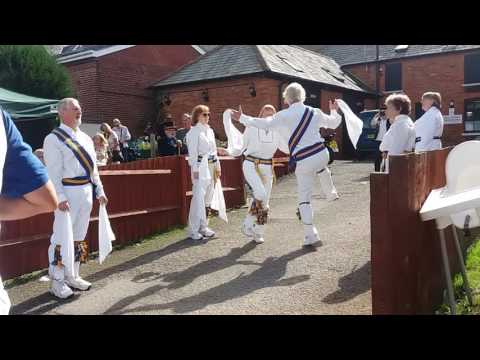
[52,127,94,186]
[288,107,326,169]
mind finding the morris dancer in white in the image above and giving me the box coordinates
[379,94,416,172]
[43,98,108,299]
[186,105,221,240]
[220,104,289,243]
[231,83,342,247]
[414,92,444,152]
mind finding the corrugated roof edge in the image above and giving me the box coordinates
[150,45,229,88]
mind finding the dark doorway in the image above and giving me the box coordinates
[414,102,425,121]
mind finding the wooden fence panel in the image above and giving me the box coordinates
[370,147,460,314]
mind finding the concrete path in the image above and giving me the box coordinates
[8,160,372,315]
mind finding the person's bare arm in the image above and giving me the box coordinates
[0,180,58,220]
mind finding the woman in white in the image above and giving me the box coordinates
[220,104,289,243]
[379,94,416,172]
[414,92,444,152]
[186,105,221,240]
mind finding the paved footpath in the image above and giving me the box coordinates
[9,160,372,315]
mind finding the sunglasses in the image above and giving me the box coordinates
[202,113,210,117]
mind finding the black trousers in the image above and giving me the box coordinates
[374,149,382,172]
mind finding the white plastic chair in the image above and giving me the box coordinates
[420,141,480,314]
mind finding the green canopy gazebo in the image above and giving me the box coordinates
[0,87,59,149]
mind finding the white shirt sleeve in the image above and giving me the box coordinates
[123,126,131,142]
[186,129,199,172]
[209,129,221,171]
[314,109,342,129]
[43,135,67,203]
[239,112,282,130]
[379,129,392,153]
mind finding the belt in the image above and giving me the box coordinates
[245,155,273,165]
[416,136,442,143]
[245,156,276,184]
[198,155,217,163]
[62,176,91,186]
[292,142,326,163]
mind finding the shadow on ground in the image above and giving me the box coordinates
[322,261,371,304]
[11,236,204,315]
[104,246,317,315]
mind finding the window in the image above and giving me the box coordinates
[385,63,402,91]
[464,52,480,85]
[465,99,480,132]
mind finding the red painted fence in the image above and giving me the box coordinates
[370,148,464,314]
[0,155,290,280]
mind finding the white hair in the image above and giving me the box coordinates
[282,82,306,105]
[58,98,79,113]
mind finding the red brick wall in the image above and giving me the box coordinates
[65,61,99,123]
[159,76,282,139]
[63,45,201,136]
[345,51,480,146]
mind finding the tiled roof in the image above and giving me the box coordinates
[153,45,374,94]
[300,45,480,66]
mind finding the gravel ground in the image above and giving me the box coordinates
[8,160,372,315]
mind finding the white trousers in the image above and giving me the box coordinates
[242,160,274,237]
[48,184,93,277]
[295,149,330,238]
[318,166,338,200]
[188,163,215,236]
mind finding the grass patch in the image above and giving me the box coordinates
[437,235,480,315]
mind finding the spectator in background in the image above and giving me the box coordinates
[379,94,416,173]
[414,92,444,152]
[176,113,192,155]
[100,123,123,164]
[371,106,390,172]
[112,118,131,162]
[93,133,109,166]
[158,122,181,156]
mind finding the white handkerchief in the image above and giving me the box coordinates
[98,204,116,264]
[223,109,244,156]
[210,178,228,223]
[336,99,364,149]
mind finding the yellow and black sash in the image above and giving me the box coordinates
[52,127,94,186]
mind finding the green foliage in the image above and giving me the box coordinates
[437,237,480,315]
[0,45,73,99]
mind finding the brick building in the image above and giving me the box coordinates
[152,45,377,158]
[57,45,207,136]
[303,45,480,147]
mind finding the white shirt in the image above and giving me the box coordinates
[186,123,221,172]
[379,115,416,156]
[43,123,105,203]
[239,102,342,154]
[108,131,120,152]
[414,106,444,152]
[112,125,131,145]
[230,127,289,159]
[371,115,388,141]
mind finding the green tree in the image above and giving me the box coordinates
[0,45,73,99]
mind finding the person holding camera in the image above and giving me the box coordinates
[371,106,390,172]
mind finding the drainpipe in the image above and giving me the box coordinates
[375,45,380,109]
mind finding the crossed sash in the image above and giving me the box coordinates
[52,127,94,186]
[288,107,325,170]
